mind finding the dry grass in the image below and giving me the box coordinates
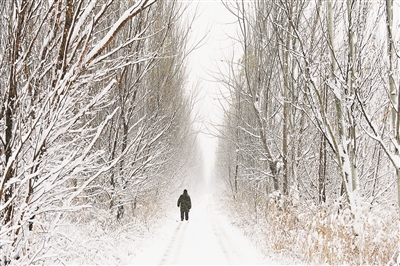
[228,193,399,265]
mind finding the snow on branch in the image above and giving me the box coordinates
[83,0,157,66]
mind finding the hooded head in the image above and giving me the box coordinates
[183,189,187,195]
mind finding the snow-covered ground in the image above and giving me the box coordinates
[130,191,280,265]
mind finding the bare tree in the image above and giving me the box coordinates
[0,0,194,264]
[217,0,398,263]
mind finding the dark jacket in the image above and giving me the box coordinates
[177,190,191,212]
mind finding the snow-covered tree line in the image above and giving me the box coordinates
[217,0,399,264]
[0,0,193,263]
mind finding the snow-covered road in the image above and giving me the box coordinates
[130,192,278,265]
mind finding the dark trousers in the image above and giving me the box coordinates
[181,211,189,221]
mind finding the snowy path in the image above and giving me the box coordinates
[131,193,278,265]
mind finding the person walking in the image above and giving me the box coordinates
[177,189,191,221]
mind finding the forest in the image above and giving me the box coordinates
[0,0,196,264]
[0,0,399,265]
[215,1,399,265]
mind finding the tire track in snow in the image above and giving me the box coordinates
[209,199,242,264]
[169,222,187,264]
[212,211,242,264]
[158,221,187,265]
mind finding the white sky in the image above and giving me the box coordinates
[185,1,240,184]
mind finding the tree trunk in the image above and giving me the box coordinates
[385,0,400,208]
[2,0,29,225]
[318,134,327,203]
